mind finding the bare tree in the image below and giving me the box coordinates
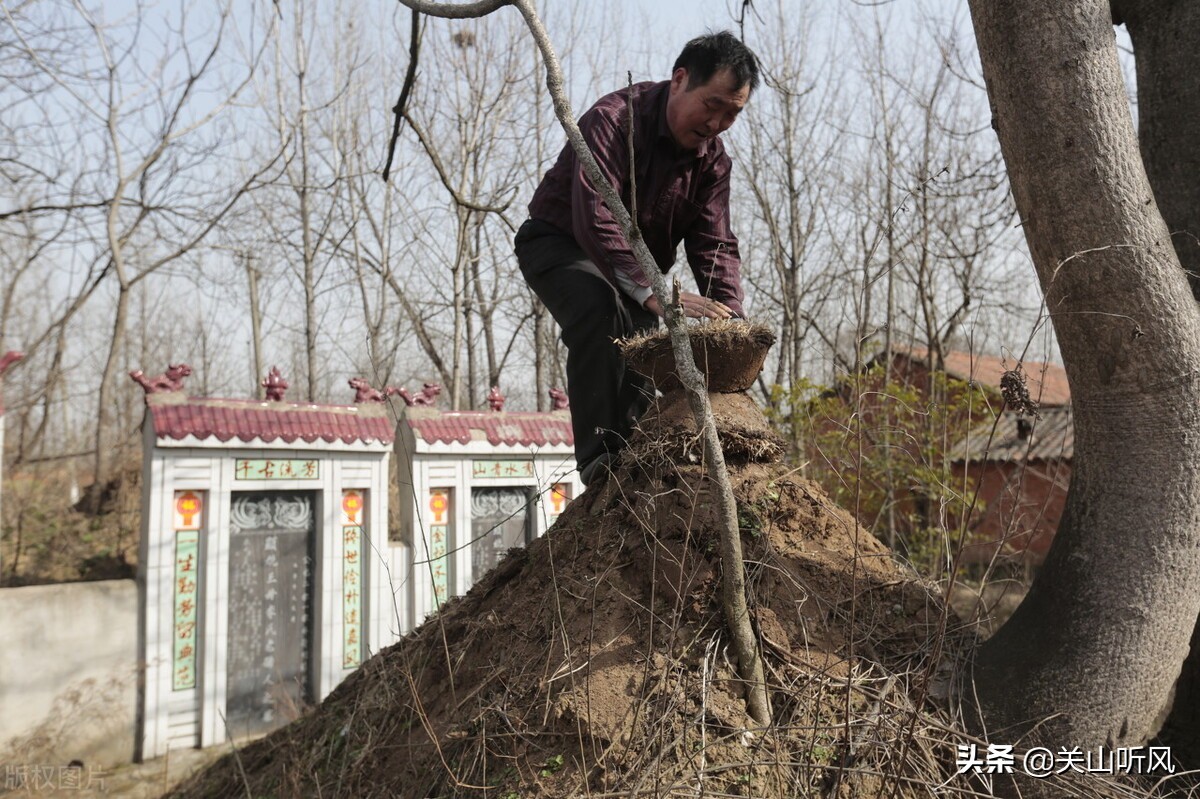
[245,254,265,398]
[2,1,273,507]
[738,0,842,396]
[247,0,360,401]
[330,26,423,392]
[393,16,526,408]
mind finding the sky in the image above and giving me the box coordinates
[645,0,751,46]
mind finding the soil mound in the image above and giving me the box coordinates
[171,457,973,798]
[622,319,776,393]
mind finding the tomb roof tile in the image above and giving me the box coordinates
[404,411,573,448]
[147,396,394,446]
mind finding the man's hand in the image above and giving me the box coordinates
[645,292,734,320]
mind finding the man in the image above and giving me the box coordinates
[515,31,760,486]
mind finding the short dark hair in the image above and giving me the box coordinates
[672,31,760,95]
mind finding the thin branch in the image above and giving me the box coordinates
[391,0,511,20]
[626,72,639,237]
[0,199,127,221]
[403,111,517,222]
[511,0,771,725]
[131,145,288,284]
[383,7,422,182]
[389,0,771,727]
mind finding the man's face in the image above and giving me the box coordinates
[665,66,751,151]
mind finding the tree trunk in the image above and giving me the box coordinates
[1155,618,1200,771]
[1112,1,1200,300]
[293,0,318,402]
[967,0,1200,755]
[1111,0,1200,768]
[451,209,467,410]
[89,282,131,512]
[301,154,318,400]
[534,298,547,411]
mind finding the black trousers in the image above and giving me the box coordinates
[515,219,659,470]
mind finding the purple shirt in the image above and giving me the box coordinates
[527,80,744,316]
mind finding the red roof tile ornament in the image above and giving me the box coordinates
[397,383,442,407]
[262,367,288,401]
[147,399,394,445]
[349,377,401,404]
[0,351,24,415]
[130,363,192,397]
[486,386,505,412]
[549,387,569,411]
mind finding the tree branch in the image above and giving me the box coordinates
[403,111,516,223]
[388,0,771,727]
[392,0,511,20]
[383,7,422,182]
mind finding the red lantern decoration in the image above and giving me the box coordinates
[175,491,202,529]
[550,484,570,515]
[429,490,449,524]
[342,490,364,524]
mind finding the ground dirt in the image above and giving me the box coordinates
[0,746,228,799]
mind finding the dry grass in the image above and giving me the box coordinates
[0,457,141,587]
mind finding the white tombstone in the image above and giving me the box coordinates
[394,386,580,630]
[133,366,399,760]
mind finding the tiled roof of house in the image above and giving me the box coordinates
[891,346,1071,407]
[955,405,1073,463]
[403,410,573,448]
[146,395,395,446]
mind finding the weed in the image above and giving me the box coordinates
[539,753,564,778]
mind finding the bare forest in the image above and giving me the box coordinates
[0,0,1046,585]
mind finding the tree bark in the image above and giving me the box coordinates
[1111,0,1200,768]
[297,17,318,402]
[90,280,130,512]
[533,299,548,411]
[968,0,1200,756]
[1112,0,1200,301]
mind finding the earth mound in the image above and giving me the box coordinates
[621,319,776,393]
[171,455,974,798]
[171,325,1133,798]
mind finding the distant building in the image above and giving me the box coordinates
[954,405,1072,566]
[881,346,1071,568]
[877,346,1070,408]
